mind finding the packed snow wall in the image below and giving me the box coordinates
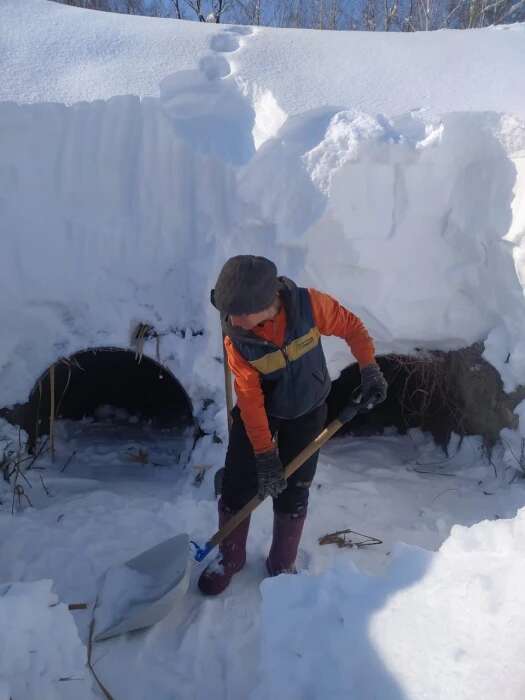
[1,76,525,449]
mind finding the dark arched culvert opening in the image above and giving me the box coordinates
[327,345,522,453]
[9,348,195,457]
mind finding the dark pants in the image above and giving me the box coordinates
[221,402,328,516]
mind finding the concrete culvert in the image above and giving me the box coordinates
[327,344,523,453]
[8,348,196,468]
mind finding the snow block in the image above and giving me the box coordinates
[254,511,525,700]
[0,580,92,700]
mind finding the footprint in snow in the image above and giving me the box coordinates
[159,69,256,165]
[210,33,240,53]
[199,55,232,80]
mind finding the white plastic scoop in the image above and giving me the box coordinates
[93,533,191,641]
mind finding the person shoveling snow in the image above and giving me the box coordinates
[70,255,388,643]
[199,255,387,595]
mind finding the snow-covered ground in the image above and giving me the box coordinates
[2,1,525,698]
[2,422,525,699]
[3,1,525,117]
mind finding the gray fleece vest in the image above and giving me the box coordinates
[225,277,331,420]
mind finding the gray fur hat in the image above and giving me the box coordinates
[212,255,279,315]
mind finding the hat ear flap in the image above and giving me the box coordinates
[210,289,217,309]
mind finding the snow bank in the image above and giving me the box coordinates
[2,1,525,119]
[254,509,525,700]
[1,96,525,423]
[0,92,231,430]
[1,0,525,434]
[0,579,93,700]
[240,109,525,384]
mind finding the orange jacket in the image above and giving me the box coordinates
[224,288,376,454]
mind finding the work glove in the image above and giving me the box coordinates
[255,449,287,499]
[353,363,388,410]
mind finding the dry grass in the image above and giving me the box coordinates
[1,432,50,513]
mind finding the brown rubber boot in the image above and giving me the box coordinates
[266,511,306,577]
[198,499,250,596]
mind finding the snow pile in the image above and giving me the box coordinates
[2,98,524,417]
[255,509,525,700]
[2,1,525,118]
[240,109,525,384]
[0,2,524,433]
[0,580,92,700]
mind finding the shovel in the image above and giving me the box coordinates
[92,405,358,641]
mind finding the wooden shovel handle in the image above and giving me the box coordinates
[208,412,354,549]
